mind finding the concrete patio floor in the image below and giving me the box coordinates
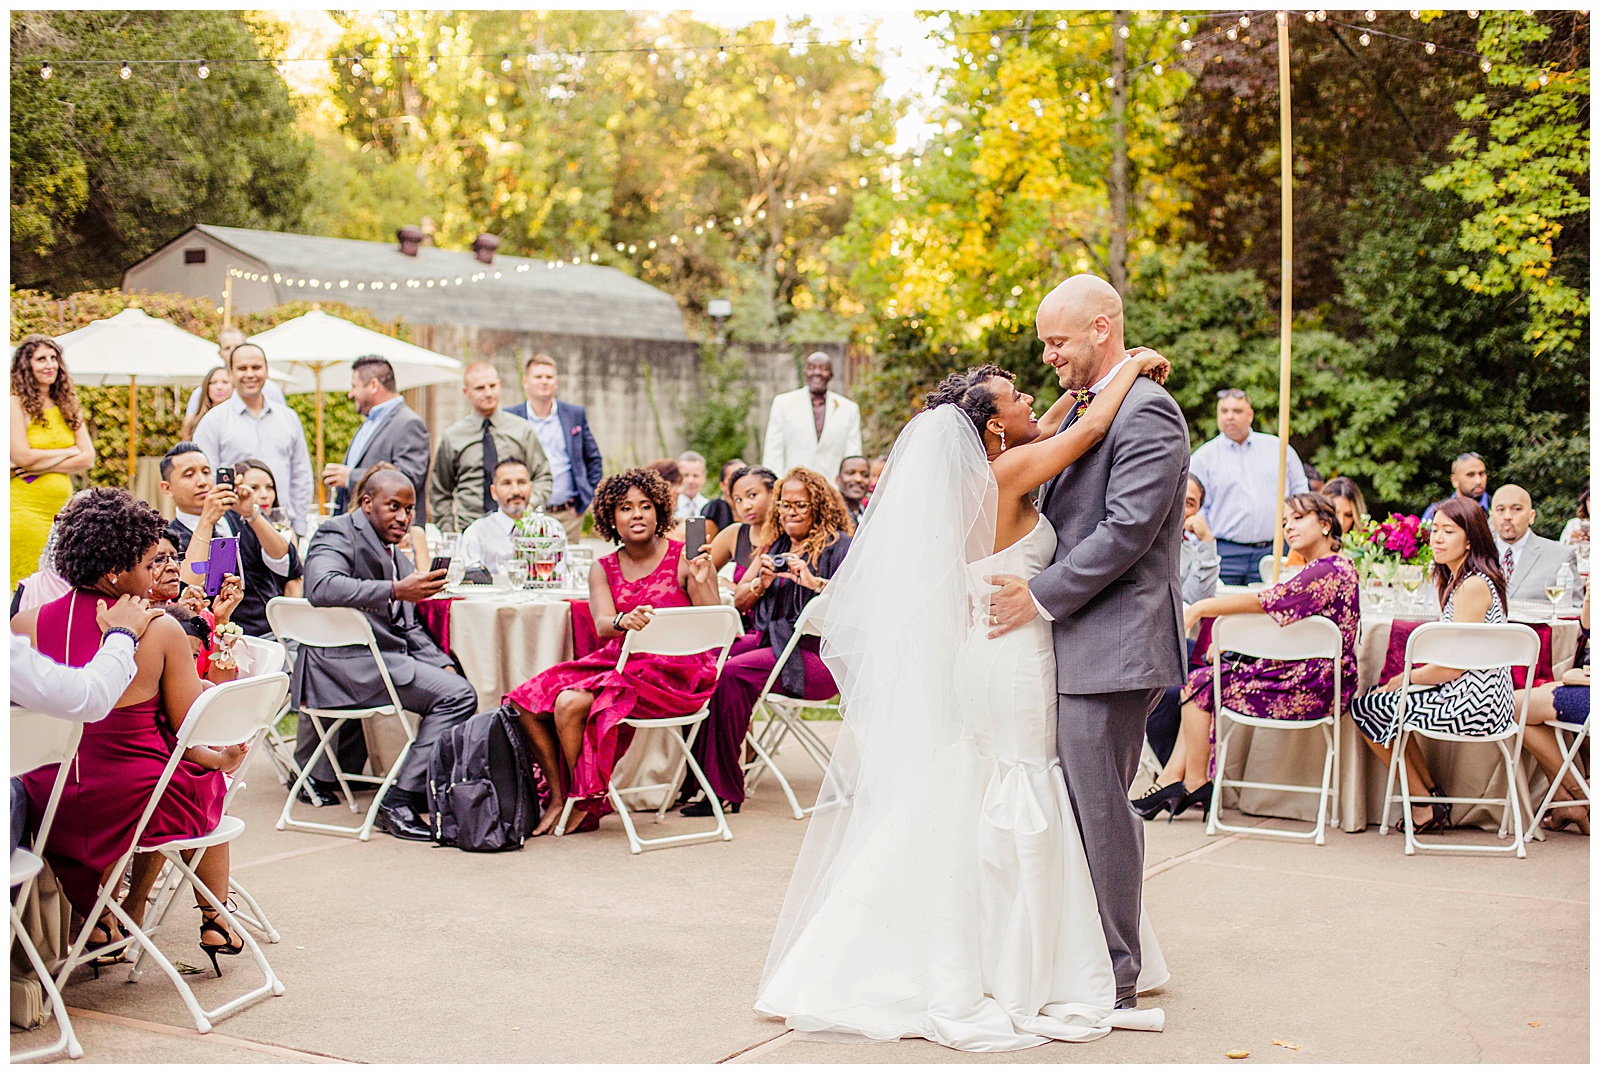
[13,723,1589,1064]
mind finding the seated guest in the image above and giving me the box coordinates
[701,458,746,531]
[687,467,854,815]
[1321,476,1367,539]
[292,469,476,840]
[1350,498,1513,832]
[504,469,721,835]
[706,466,778,583]
[1421,452,1490,521]
[159,442,296,632]
[1180,475,1221,604]
[1490,484,1579,601]
[16,490,250,971]
[1302,461,1324,494]
[1559,486,1589,547]
[675,450,709,520]
[232,458,305,607]
[1135,493,1359,820]
[149,533,248,681]
[1514,589,1590,834]
[458,458,537,577]
[837,455,871,527]
[350,462,431,571]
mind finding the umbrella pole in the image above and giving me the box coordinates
[1271,12,1294,584]
[314,365,326,512]
[127,376,138,488]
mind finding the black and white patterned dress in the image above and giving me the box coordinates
[1350,572,1515,745]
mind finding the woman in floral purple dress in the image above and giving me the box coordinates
[1133,493,1360,819]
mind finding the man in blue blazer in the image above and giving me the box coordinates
[503,353,604,540]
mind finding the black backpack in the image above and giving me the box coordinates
[426,705,541,852]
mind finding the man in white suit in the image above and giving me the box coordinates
[762,352,862,486]
[1491,484,1579,601]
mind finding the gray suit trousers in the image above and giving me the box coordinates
[1056,686,1162,1002]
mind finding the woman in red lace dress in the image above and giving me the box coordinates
[505,469,721,835]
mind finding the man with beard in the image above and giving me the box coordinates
[1421,452,1491,522]
[836,455,871,526]
[458,458,537,577]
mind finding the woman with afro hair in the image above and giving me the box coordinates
[503,467,722,835]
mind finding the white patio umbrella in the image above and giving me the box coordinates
[245,310,463,508]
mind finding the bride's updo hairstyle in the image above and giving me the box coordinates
[922,364,1015,443]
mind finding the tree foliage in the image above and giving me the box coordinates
[9,10,313,294]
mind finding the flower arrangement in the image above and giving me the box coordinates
[1346,513,1432,580]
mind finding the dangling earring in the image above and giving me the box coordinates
[998,428,1007,452]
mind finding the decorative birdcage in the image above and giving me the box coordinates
[512,506,568,588]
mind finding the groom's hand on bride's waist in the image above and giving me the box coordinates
[985,574,1039,638]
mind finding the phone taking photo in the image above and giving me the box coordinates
[684,516,708,557]
[215,466,234,488]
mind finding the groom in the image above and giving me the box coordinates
[989,274,1189,1008]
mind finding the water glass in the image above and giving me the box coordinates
[507,559,531,589]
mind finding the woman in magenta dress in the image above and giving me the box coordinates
[505,469,721,835]
[1133,492,1360,820]
[17,490,250,974]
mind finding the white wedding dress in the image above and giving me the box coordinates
[755,407,1167,1052]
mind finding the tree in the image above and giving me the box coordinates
[1424,10,1590,356]
[10,10,313,294]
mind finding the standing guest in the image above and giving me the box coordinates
[1180,475,1221,604]
[158,442,296,637]
[180,366,233,441]
[762,352,863,486]
[836,455,871,526]
[293,470,477,840]
[1349,498,1513,833]
[193,343,314,537]
[1420,452,1490,522]
[1490,484,1579,601]
[675,450,710,520]
[701,458,746,531]
[1135,493,1360,818]
[1322,476,1368,539]
[10,335,95,583]
[1302,462,1324,493]
[15,490,250,970]
[1559,486,1590,547]
[1187,388,1309,584]
[504,354,603,542]
[868,454,888,495]
[504,469,722,835]
[688,467,853,815]
[706,466,779,582]
[324,356,431,522]
[429,362,550,534]
[458,458,537,577]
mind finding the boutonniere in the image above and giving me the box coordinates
[570,425,581,435]
[1069,388,1095,424]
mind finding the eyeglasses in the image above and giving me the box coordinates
[152,553,180,567]
[1216,389,1249,401]
[776,500,813,515]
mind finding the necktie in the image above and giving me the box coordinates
[1503,547,1515,576]
[481,417,499,515]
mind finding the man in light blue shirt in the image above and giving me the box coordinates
[193,344,315,536]
[1187,388,1309,584]
[323,357,432,522]
[504,354,604,541]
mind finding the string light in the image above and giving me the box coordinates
[1409,9,1421,18]
[119,61,131,80]
[1366,9,1377,19]
[1480,58,1492,72]
[500,53,512,72]
[1424,41,1436,55]
[1359,32,1371,46]
[350,58,364,76]
[426,56,438,74]
[39,61,51,79]
[197,60,209,79]
[1178,20,1190,34]
[717,44,728,62]
[1227,26,1238,40]
[1467,9,1479,17]
[1238,15,1250,29]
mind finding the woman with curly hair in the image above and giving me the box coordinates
[15,489,251,976]
[685,467,855,815]
[10,335,96,581]
[503,468,721,835]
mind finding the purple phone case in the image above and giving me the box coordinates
[201,536,239,597]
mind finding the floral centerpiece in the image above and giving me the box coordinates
[513,505,568,587]
[1345,513,1432,586]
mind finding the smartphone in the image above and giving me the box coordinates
[429,556,452,574]
[200,536,239,597]
[215,466,234,488]
[684,516,708,556]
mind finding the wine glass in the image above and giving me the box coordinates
[1548,563,1574,613]
[1396,564,1425,611]
[506,558,531,589]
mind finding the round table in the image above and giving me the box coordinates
[420,585,586,710]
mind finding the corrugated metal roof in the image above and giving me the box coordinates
[189,224,690,342]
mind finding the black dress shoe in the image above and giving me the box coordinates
[680,797,739,817]
[374,803,432,842]
[296,780,342,808]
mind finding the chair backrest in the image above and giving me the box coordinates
[617,606,743,675]
[1213,613,1342,662]
[792,592,831,640]
[9,709,83,779]
[1402,621,1540,673]
[172,674,291,750]
[266,597,378,650]
[1257,554,1302,584]
[240,635,287,676]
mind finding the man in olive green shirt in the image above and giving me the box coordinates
[428,362,552,533]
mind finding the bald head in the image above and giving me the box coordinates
[1490,484,1537,543]
[1036,274,1126,391]
[359,468,417,546]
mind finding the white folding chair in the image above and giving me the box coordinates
[1378,622,1540,857]
[10,710,85,1062]
[1257,554,1302,585]
[555,606,743,853]
[1526,716,1590,841]
[1205,614,1343,845]
[266,597,419,841]
[743,594,836,819]
[53,674,290,1034]
[241,635,300,787]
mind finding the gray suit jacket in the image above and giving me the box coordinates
[290,509,454,711]
[1030,376,1190,696]
[334,401,432,524]
[1506,533,1579,601]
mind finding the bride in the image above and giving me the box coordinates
[754,351,1172,1052]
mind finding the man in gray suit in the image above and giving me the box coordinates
[1491,484,1579,602]
[989,275,1189,1009]
[323,356,432,522]
[290,469,477,841]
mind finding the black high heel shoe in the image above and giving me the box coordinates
[1411,786,1453,834]
[1177,782,1215,820]
[1130,782,1187,820]
[679,797,740,817]
[196,905,243,978]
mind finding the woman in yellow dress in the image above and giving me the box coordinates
[10,335,95,583]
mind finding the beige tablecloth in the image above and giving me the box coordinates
[444,590,580,709]
[1218,614,1582,832]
